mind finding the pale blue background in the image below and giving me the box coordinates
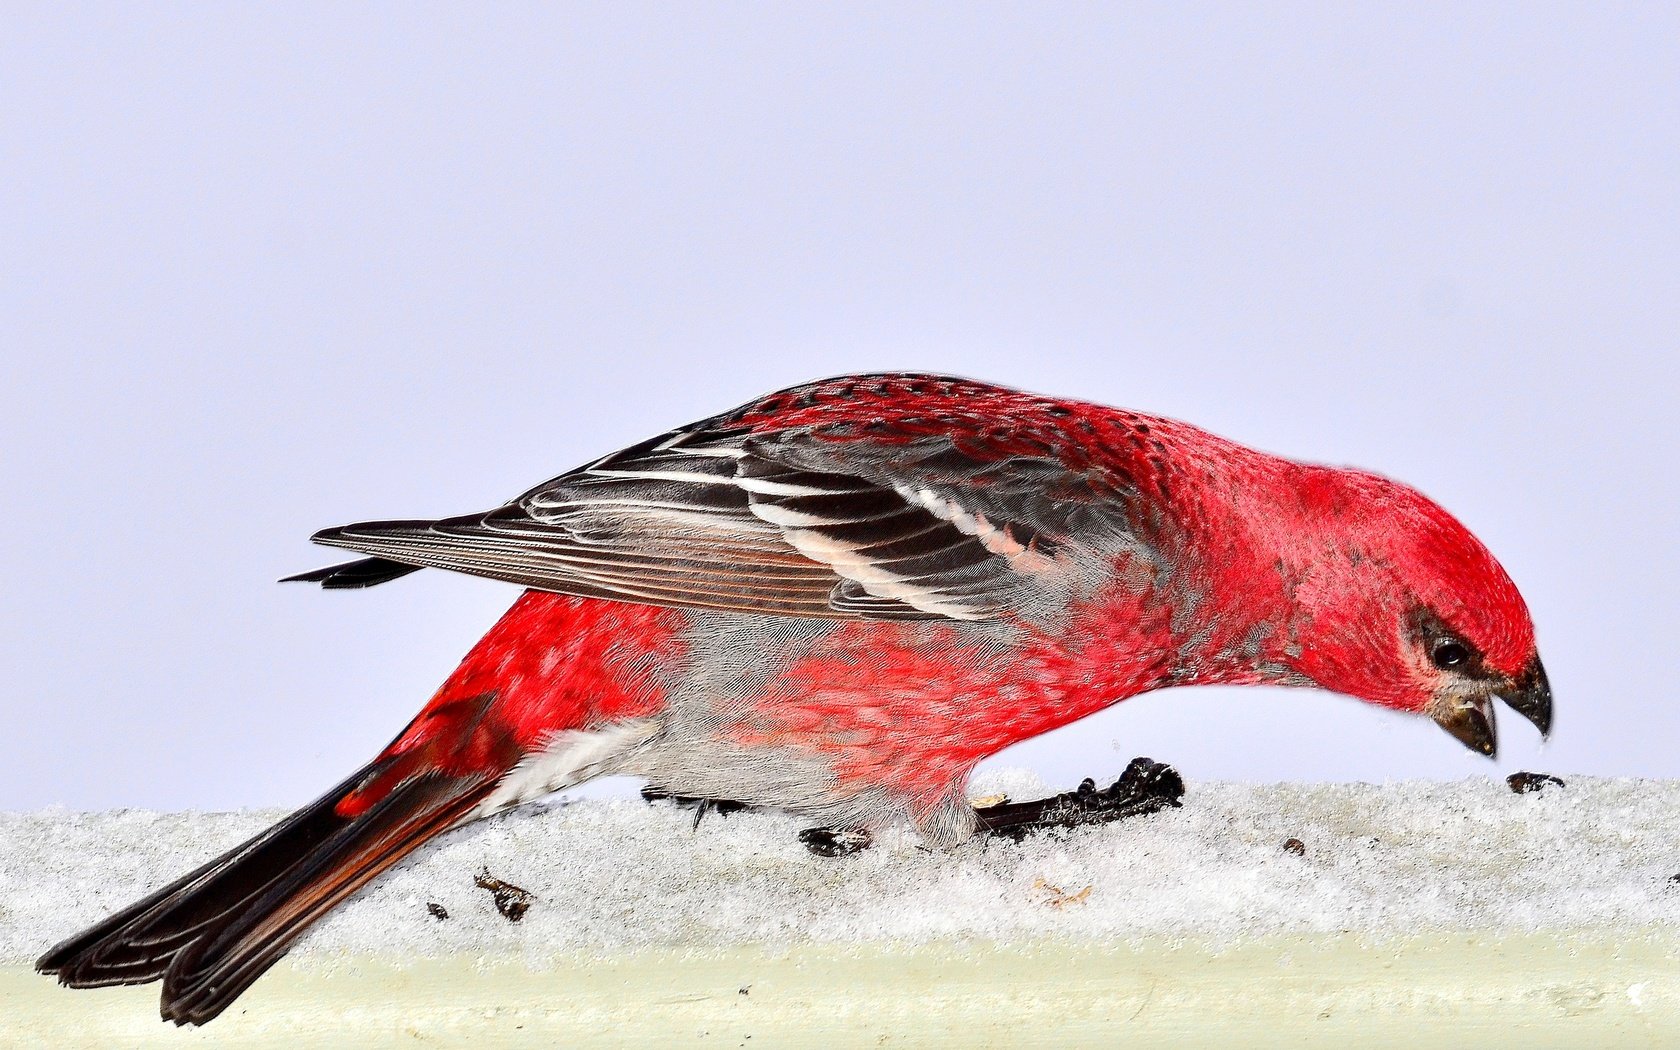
[3,5,1675,810]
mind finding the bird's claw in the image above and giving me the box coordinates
[976,757,1185,841]
[640,787,750,828]
[799,828,873,857]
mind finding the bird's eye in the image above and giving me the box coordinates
[1432,640,1471,670]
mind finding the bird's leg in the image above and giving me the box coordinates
[798,757,1183,857]
[974,757,1184,841]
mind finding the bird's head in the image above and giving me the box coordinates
[1280,467,1550,758]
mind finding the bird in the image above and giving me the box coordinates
[38,371,1552,1024]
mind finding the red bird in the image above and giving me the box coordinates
[40,373,1551,1023]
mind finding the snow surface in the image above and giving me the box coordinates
[4,771,1677,967]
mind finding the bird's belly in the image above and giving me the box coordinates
[633,613,1142,818]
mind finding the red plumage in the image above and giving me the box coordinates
[38,372,1550,1024]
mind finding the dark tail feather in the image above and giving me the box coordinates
[281,557,422,589]
[36,760,493,1026]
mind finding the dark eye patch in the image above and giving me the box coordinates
[1412,608,1491,677]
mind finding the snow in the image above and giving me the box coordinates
[4,771,1677,968]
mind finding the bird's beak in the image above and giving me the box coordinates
[1493,657,1553,739]
[1430,690,1498,758]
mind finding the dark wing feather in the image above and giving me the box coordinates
[298,380,1140,622]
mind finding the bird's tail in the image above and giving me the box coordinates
[35,756,497,1026]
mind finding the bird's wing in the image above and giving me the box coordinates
[304,375,1143,622]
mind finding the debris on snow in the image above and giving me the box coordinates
[1507,772,1566,794]
[474,869,534,923]
[1033,877,1093,909]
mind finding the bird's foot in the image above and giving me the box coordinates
[799,828,873,857]
[974,757,1184,842]
[641,787,751,829]
[642,788,873,856]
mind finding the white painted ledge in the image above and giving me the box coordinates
[7,934,1680,1048]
